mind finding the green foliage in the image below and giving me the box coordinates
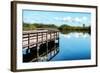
[23,23,36,30]
[58,24,71,31]
[23,23,57,31]
[58,24,90,31]
[23,23,91,34]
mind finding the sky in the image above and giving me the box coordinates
[23,10,91,27]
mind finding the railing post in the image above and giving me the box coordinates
[36,32,40,61]
[28,33,30,49]
[26,33,30,54]
[46,32,48,60]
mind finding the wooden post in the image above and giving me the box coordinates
[50,32,52,59]
[28,33,30,49]
[42,32,43,43]
[50,31,51,40]
[58,32,59,47]
[46,32,48,61]
[36,32,39,61]
[24,33,30,54]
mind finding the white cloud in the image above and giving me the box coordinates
[82,16,87,20]
[54,16,87,24]
[60,34,71,39]
[74,17,82,22]
[54,16,72,22]
[63,16,72,22]
[62,17,82,23]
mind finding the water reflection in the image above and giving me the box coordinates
[23,40,59,62]
[60,32,90,39]
[60,30,91,35]
[51,31,91,61]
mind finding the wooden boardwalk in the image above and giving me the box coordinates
[22,29,59,62]
[23,29,59,49]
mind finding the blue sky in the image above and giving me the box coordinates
[23,10,91,26]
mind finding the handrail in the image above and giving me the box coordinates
[22,30,59,49]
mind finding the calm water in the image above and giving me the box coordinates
[51,32,91,61]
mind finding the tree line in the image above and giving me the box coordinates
[23,23,91,33]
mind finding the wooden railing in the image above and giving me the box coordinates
[23,30,59,49]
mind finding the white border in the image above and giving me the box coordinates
[17,3,96,69]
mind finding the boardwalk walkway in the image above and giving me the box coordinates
[23,29,59,49]
[22,29,59,62]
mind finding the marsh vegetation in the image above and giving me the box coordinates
[23,23,91,34]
